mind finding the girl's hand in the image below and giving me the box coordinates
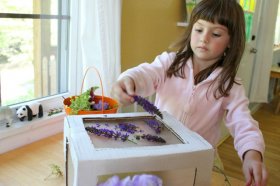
[111,77,135,106]
[242,150,268,186]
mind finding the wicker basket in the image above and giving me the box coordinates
[63,66,118,115]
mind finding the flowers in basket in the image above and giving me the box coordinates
[68,86,115,115]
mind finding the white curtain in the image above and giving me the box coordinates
[249,1,278,102]
[78,0,122,96]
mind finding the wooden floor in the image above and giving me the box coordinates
[0,102,278,186]
[218,102,280,186]
[0,134,246,186]
[0,133,65,186]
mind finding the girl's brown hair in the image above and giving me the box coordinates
[167,0,245,99]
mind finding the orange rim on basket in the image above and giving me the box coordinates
[63,66,118,115]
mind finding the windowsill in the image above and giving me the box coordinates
[0,112,64,139]
[0,112,65,154]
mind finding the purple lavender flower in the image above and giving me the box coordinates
[144,119,164,134]
[85,126,129,142]
[114,131,122,140]
[133,95,163,119]
[118,122,138,134]
[86,123,166,144]
[120,133,129,142]
[141,134,166,143]
[92,100,109,110]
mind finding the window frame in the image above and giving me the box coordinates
[0,0,80,132]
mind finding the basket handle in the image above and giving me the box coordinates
[80,66,105,113]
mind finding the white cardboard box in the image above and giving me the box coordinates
[64,112,214,186]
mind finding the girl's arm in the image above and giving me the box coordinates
[223,81,265,159]
[223,82,267,185]
[112,52,176,102]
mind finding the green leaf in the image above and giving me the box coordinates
[69,86,99,114]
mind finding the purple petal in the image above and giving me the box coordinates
[97,176,133,186]
[132,174,163,186]
[119,176,133,186]
[97,175,121,186]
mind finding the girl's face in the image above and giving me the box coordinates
[190,19,230,65]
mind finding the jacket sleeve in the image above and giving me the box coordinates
[118,52,176,97]
[223,82,265,160]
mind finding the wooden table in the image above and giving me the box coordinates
[270,65,280,114]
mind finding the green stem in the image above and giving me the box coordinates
[127,139,137,144]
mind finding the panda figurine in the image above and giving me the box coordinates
[16,102,43,121]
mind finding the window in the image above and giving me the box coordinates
[0,0,70,106]
[274,2,280,46]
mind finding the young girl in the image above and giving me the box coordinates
[111,0,268,185]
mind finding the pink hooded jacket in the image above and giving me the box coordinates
[119,52,265,160]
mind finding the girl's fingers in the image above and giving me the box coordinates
[261,165,268,186]
[122,77,135,96]
[111,78,135,106]
[244,169,252,186]
[252,164,262,186]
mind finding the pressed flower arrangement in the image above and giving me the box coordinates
[63,66,118,115]
[85,119,166,145]
[83,114,184,149]
[83,94,169,146]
